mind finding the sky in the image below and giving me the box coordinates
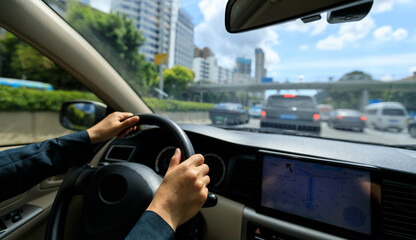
[92,0,416,83]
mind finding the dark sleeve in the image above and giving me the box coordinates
[125,211,174,240]
[0,130,94,201]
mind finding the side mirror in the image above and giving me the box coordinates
[60,100,107,131]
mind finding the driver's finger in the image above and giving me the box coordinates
[121,115,139,128]
[168,148,181,169]
[196,163,209,177]
[118,112,134,121]
[187,154,204,166]
[202,175,210,187]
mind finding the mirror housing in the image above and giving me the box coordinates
[225,0,373,33]
[60,100,107,131]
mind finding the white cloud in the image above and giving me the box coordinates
[409,66,416,76]
[278,13,328,36]
[316,35,343,50]
[373,26,408,41]
[299,44,309,51]
[195,0,280,71]
[277,53,416,70]
[316,17,375,50]
[381,74,394,82]
[372,0,411,13]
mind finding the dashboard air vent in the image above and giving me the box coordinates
[228,156,259,206]
[382,179,416,239]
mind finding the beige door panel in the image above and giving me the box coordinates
[201,195,244,240]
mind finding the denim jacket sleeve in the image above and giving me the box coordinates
[125,211,174,240]
[0,130,93,201]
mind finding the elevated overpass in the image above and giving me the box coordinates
[188,80,416,111]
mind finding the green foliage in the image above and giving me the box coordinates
[66,1,158,95]
[0,2,158,94]
[64,104,95,130]
[0,86,100,112]
[143,97,214,112]
[339,71,374,81]
[0,32,83,90]
[163,65,195,100]
[320,70,374,109]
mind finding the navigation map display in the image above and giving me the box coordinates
[261,154,372,235]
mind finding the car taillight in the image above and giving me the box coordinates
[360,116,366,121]
[261,110,267,117]
[313,114,320,120]
[283,94,296,98]
[337,116,343,120]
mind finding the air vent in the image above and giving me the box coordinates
[382,179,416,239]
[228,156,259,206]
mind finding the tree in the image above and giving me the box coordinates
[0,1,158,93]
[319,70,375,109]
[339,70,374,81]
[67,2,157,95]
[163,66,194,99]
[0,32,83,90]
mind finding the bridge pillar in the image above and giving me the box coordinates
[359,89,369,112]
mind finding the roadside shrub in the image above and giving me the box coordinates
[0,86,100,111]
[0,86,214,112]
[143,97,215,112]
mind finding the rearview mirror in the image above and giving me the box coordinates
[225,0,373,33]
[60,101,107,131]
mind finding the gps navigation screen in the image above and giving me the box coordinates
[261,154,372,235]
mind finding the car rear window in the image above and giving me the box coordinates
[267,96,316,109]
[382,108,405,116]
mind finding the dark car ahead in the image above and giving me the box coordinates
[209,102,249,125]
[260,94,321,135]
[328,109,366,132]
[409,122,416,138]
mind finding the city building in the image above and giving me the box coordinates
[193,46,233,83]
[193,55,218,83]
[233,57,253,84]
[255,48,266,83]
[235,57,251,75]
[194,47,214,59]
[174,9,194,69]
[111,0,180,67]
[218,66,233,84]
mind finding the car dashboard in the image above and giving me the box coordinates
[98,124,416,240]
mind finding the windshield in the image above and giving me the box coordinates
[267,96,316,109]
[382,108,405,116]
[42,0,416,147]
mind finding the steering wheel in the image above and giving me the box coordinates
[45,114,217,240]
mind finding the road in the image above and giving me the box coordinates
[233,118,416,146]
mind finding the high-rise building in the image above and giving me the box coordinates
[194,47,214,59]
[111,0,180,67]
[218,66,233,84]
[174,9,194,69]
[235,57,251,75]
[255,48,266,83]
[193,46,233,83]
[193,56,218,83]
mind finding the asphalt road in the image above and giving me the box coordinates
[235,118,416,146]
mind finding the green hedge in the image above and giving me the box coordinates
[0,86,214,112]
[0,86,100,111]
[143,97,215,112]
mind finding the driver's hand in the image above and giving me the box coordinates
[146,148,210,231]
[87,112,139,144]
